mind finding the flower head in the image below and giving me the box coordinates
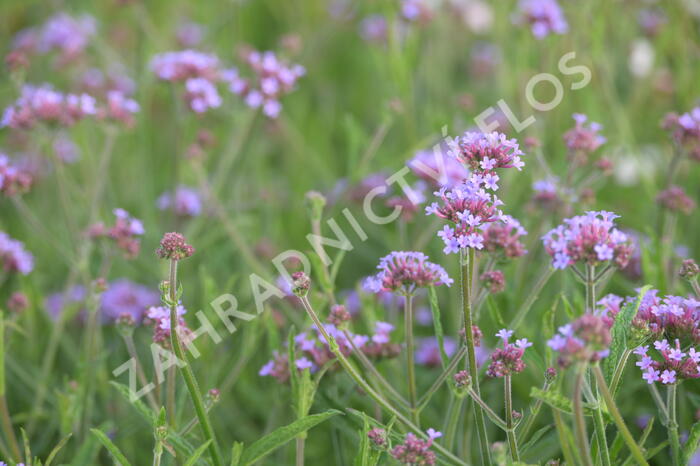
[156,232,194,261]
[656,186,695,215]
[542,211,634,269]
[548,314,611,367]
[487,329,529,377]
[0,231,34,275]
[634,339,699,384]
[514,0,568,39]
[448,131,524,174]
[157,186,203,217]
[391,431,439,465]
[563,113,606,156]
[362,251,452,295]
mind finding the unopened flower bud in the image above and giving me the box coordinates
[6,292,28,314]
[156,232,194,260]
[207,388,221,404]
[116,312,136,335]
[454,370,471,393]
[93,277,108,293]
[680,259,699,280]
[480,270,505,294]
[545,367,557,383]
[512,410,522,421]
[328,304,351,326]
[291,271,310,297]
[367,428,387,449]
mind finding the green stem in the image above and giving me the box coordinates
[460,248,491,465]
[341,329,409,408]
[299,296,465,465]
[167,260,223,466]
[609,349,632,397]
[509,267,554,330]
[517,381,549,441]
[468,389,507,431]
[592,365,649,466]
[296,436,305,466]
[667,384,680,466]
[404,294,419,424]
[0,312,21,463]
[166,366,176,426]
[444,396,464,451]
[417,346,467,411]
[574,368,594,466]
[553,409,577,466]
[592,399,611,466]
[504,375,520,462]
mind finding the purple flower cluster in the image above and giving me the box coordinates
[260,322,400,383]
[634,339,700,385]
[150,50,221,82]
[415,337,458,367]
[514,0,568,39]
[362,251,452,295]
[409,148,470,188]
[633,289,700,344]
[10,13,96,64]
[157,186,203,217]
[147,304,190,346]
[224,50,305,118]
[548,314,611,367]
[0,232,34,275]
[542,211,634,270]
[426,174,515,254]
[563,113,606,155]
[1,84,96,130]
[0,153,33,196]
[401,0,434,23]
[390,429,442,465]
[663,106,700,161]
[88,208,145,259]
[480,270,506,294]
[486,329,532,377]
[184,77,222,113]
[656,185,696,215]
[482,214,528,258]
[101,279,160,323]
[101,91,140,127]
[447,131,525,174]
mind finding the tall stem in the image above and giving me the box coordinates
[167,260,223,466]
[404,294,419,424]
[573,368,594,466]
[461,248,491,465]
[592,365,649,466]
[444,396,463,451]
[504,375,520,462]
[296,436,305,466]
[585,264,596,313]
[667,384,680,466]
[0,312,21,462]
[299,296,465,465]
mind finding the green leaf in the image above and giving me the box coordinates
[44,433,72,466]
[90,428,132,466]
[682,420,700,464]
[109,381,156,424]
[604,285,651,384]
[427,286,448,368]
[529,387,611,422]
[520,425,552,455]
[184,440,212,466]
[230,442,244,466]
[239,410,343,465]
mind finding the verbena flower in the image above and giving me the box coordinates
[176,21,204,48]
[101,90,140,127]
[409,148,470,188]
[390,429,442,465]
[44,285,86,321]
[156,232,194,261]
[88,208,144,259]
[1,84,96,130]
[656,185,696,215]
[359,15,388,44]
[0,153,33,196]
[563,113,606,156]
[150,50,220,82]
[480,270,505,293]
[101,279,159,323]
[542,211,634,270]
[147,304,190,347]
[427,174,520,254]
[185,77,222,113]
[447,131,524,174]
[634,339,700,385]
[548,314,611,367]
[224,50,305,118]
[362,251,452,294]
[663,106,700,161]
[633,289,700,344]
[487,329,531,377]
[0,231,34,275]
[401,0,434,23]
[157,186,203,217]
[514,0,568,39]
[415,337,458,367]
[481,214,527,258]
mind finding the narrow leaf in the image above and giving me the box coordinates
[239,410,342,465]
[427,287,448,368]
[90,428,132,466]
[184,440,212,466]
[683,420,700,464]
[230,442,244,466]
[45,433,72,466]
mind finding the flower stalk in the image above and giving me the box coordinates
[404,294,419,424]
[504,375,520,462]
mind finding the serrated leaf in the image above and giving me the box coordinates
[427,286,448,368]
[682,420,700,464]
[184,440,212,466]
[90,428,132,466]
[604,285,651,383]
[239,410,342,465]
